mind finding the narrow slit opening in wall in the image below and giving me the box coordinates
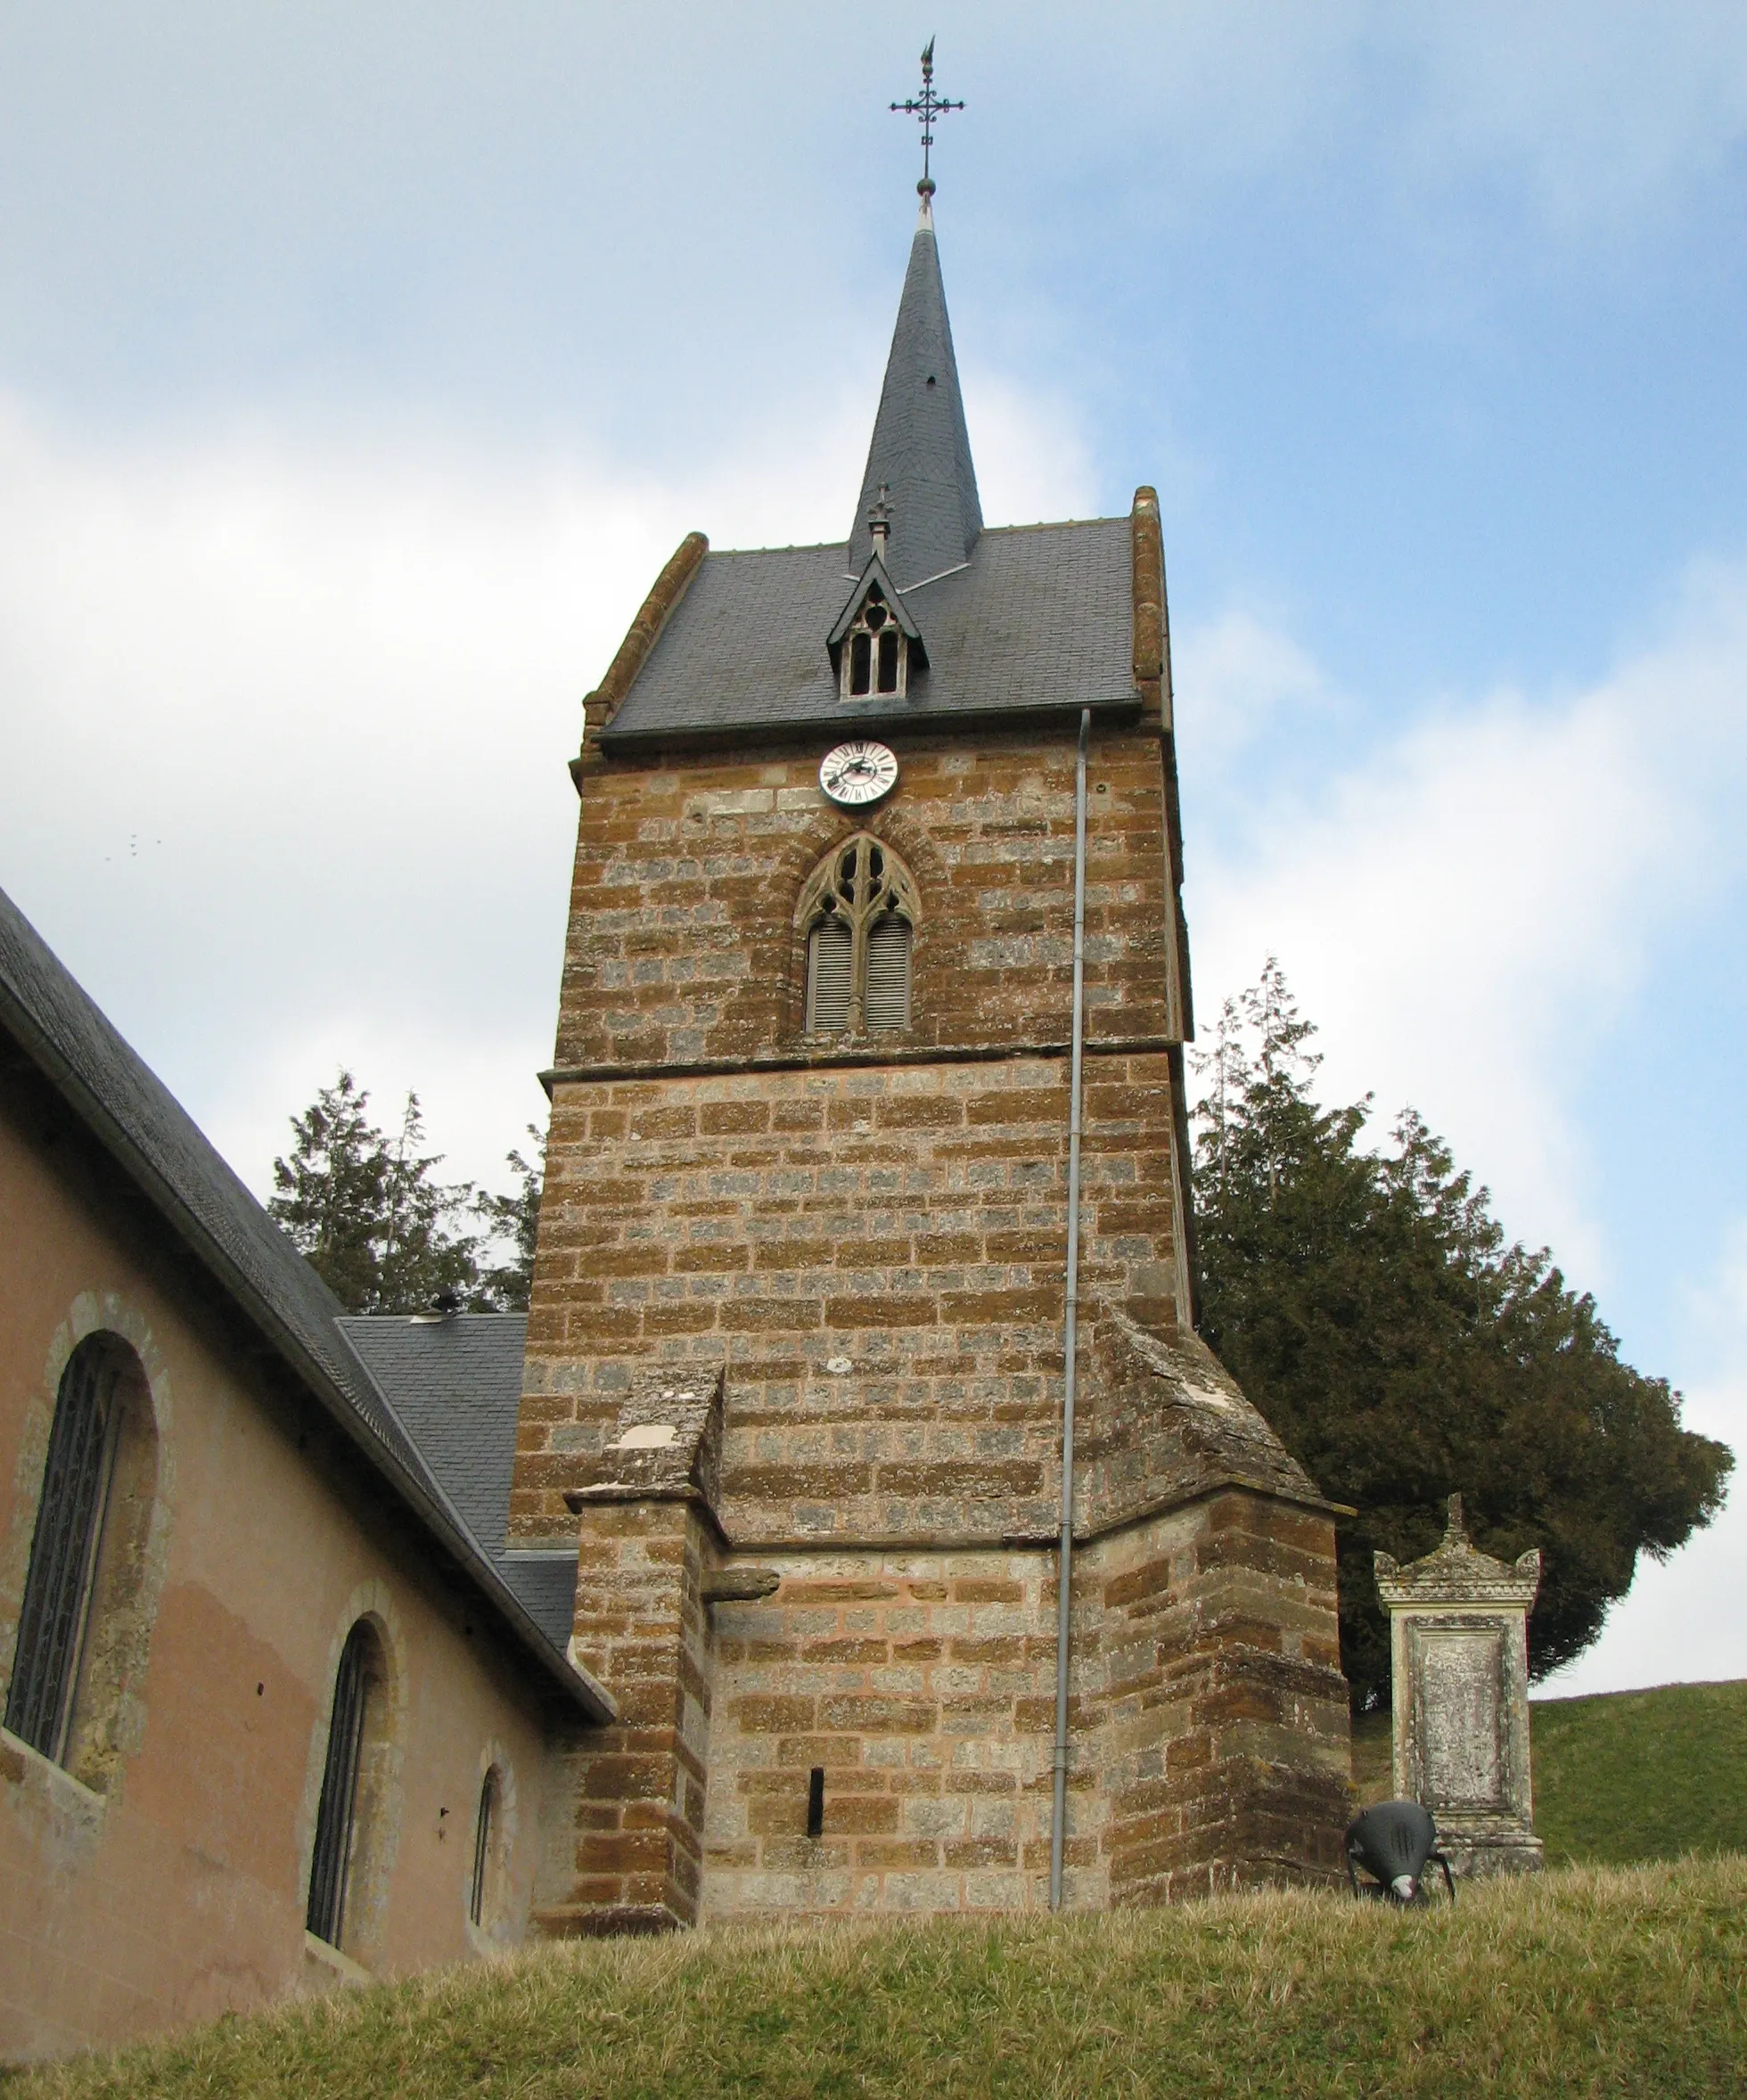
[807,1766,824,1838]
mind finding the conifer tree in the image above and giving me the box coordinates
[472,1125,545,1312]
[269,1071,481,1314]
[1193,964,1733,1710]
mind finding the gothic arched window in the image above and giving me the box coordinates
[798,834,918,1036]
[4,1335,136,1767]
[840,588,908,701]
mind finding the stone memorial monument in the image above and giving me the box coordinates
[1375,1496,1544,1877]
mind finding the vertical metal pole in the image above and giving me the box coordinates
[1050,708,1092,1912]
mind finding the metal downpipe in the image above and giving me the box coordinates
[1050,707,1092,1912]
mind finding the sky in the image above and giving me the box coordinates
[3,3,1745,1697]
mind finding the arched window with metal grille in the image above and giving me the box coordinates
[471,1765,501,1927]
[4,1335,133,1766]
[306,1618,384,1950]
[797,834,918,1037]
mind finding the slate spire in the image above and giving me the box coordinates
[848,193,982,589]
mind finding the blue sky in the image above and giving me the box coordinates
[3,3,1745,1694]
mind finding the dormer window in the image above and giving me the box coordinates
[829,553,926,703]
[844,591,907,700]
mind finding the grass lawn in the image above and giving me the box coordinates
[7,1858,1745,2100]
[11,1683,1744,2097]
[1531,1679,1747,1866]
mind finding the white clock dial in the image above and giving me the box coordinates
[819,740,898,807]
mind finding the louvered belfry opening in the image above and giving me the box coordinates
[798,834,918,1038]
[864,911,912,1030]
[4,1335,127,1763]
[306,1620,378,1948]
[806,915,854,1031]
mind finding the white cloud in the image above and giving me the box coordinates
[1182,558,1747,1284]
[1172,608,1335,775]
[1538,1217,1747,1697]
[1395,3,1747,236]
[964,372,1100,530]
[0,373,1080,1199]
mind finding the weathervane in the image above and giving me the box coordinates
[890,37,964,198]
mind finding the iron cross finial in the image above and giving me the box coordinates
[890,37,964,198]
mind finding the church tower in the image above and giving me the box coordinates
[512,169,1352,1932]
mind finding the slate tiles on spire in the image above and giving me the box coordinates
[847,204,983,589]
[595,201,1144,751]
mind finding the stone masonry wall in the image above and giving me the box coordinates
[550,729,1184,1074]
[1083,1494,1351,1904]
[696,1489,1350,1922]
[702,1550,1068,1918]
[520,651,1353,1920]
[535,1499,715,1934]
[515,1051,1186,1548]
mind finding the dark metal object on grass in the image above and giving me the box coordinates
[1346,1800,1456,1904]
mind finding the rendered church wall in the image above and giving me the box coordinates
[0,1094,555,2062]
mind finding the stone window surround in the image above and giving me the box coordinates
[295,1582,408,1973]
[463,1737,520,1954]
[0,1291,175,1811]
[838,591,909,702]
[795,833,921,1040]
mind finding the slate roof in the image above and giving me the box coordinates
[847,205,982,587]
[0,883,608,1721]
[599,203,1139,755]
[334,1311,579,1651]
[600,518,1138,752]
[337,1313,526,1553]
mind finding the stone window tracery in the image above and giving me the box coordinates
[798,834,918,1036]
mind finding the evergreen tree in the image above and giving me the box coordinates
[269,1071,481,1314]
[1193,964,1733,1710]
[473,1125,545,1311]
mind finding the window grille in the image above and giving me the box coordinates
[797,835,919,1038]
[306,1620,375,1948]
[471,1767,499,1927]
[4,1338,125,1762]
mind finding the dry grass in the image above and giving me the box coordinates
[9,1857,1745,2099]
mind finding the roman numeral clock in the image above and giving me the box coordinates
[819,739,899,808]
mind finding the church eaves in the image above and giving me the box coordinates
[847,196,983,590]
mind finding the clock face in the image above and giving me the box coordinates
[819,740,898,808]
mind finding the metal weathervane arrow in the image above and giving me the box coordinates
[890,36,964,198]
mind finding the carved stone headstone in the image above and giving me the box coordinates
[1375,1497,1543,1877]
